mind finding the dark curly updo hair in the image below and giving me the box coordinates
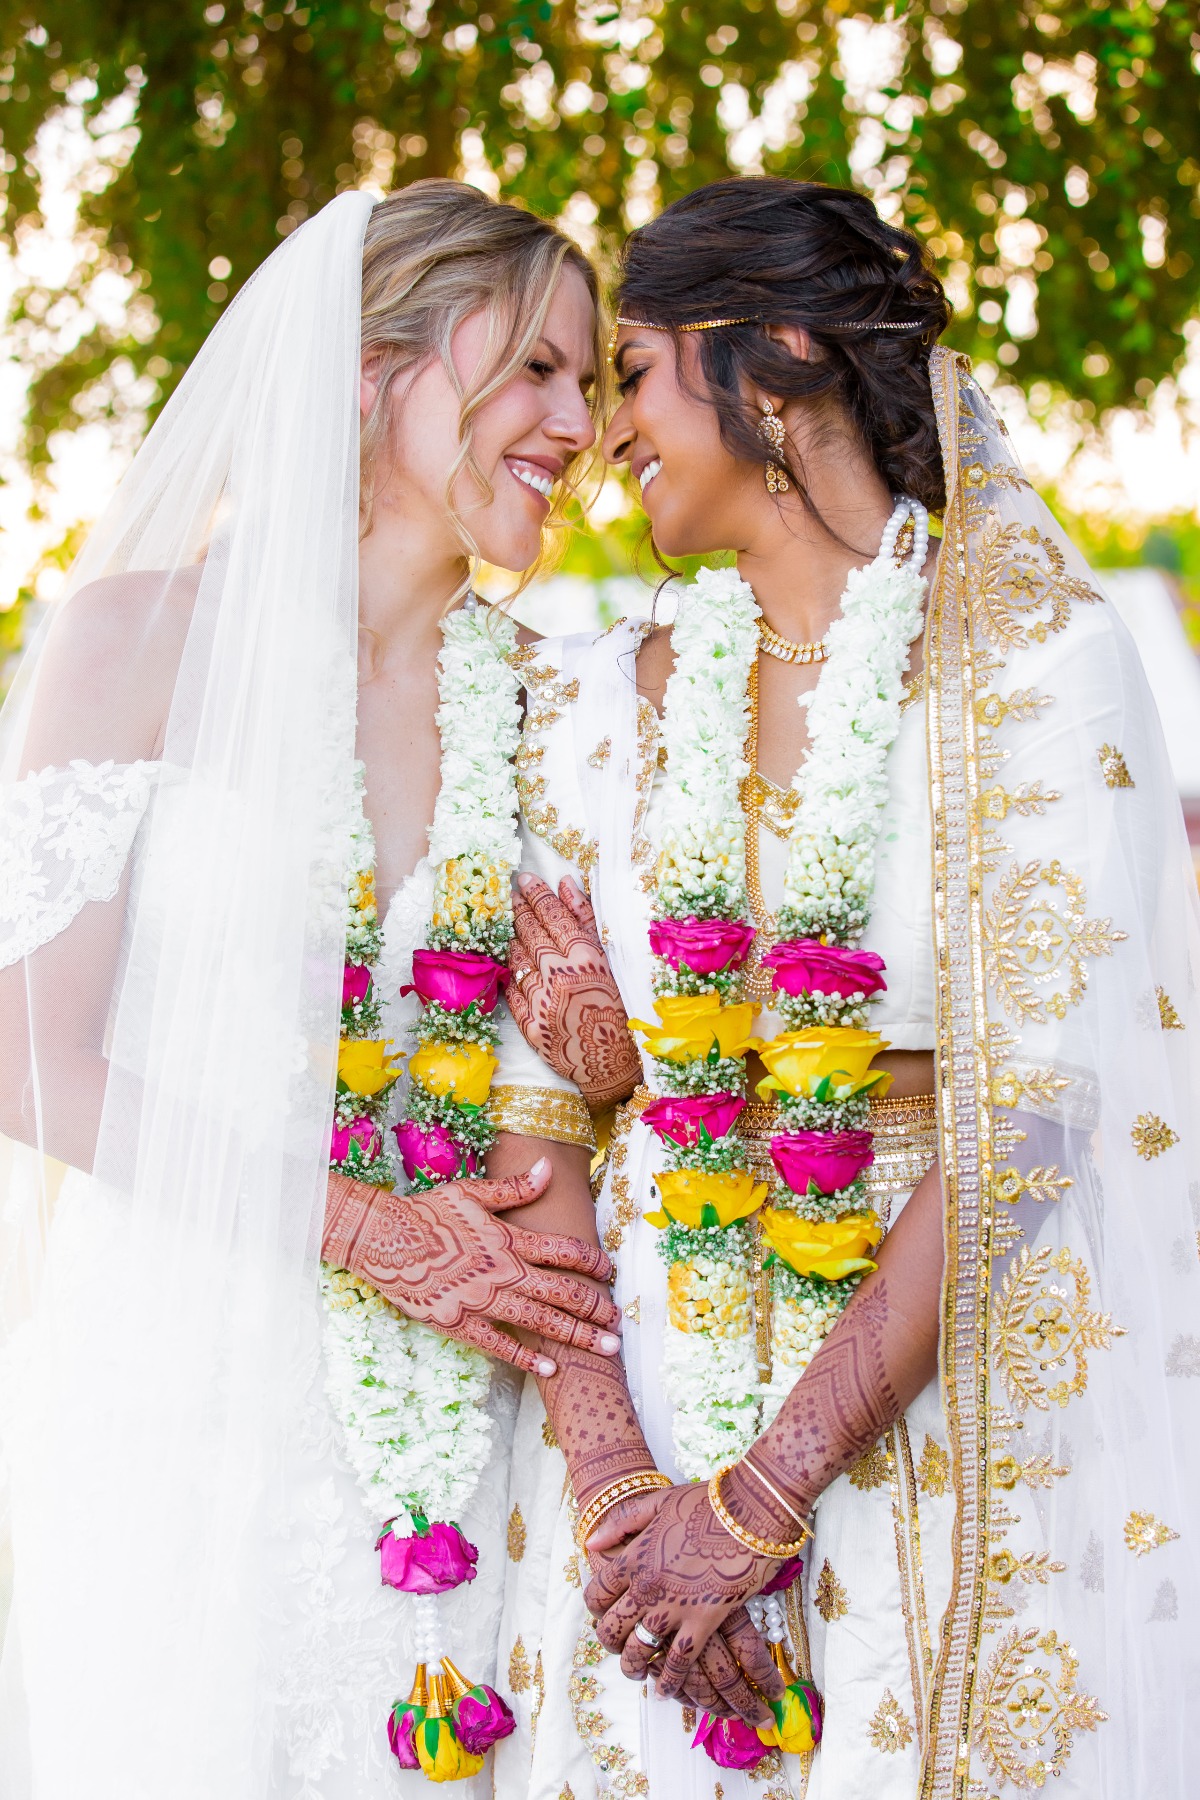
[616,177,951,516]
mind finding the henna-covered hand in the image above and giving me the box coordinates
[507,875,641,1109]
[583,1483,785,1725]
[323,1160,622,1379]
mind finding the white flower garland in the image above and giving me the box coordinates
[322,597,522,1529]
[638,505,929,1477]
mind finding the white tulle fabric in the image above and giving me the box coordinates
[0,191,394,1799]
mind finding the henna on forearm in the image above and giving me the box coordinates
[534,1340,656,1510]
[724,1159,945,1535]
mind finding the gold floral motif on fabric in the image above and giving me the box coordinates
[988,1548,1067,1585]
[993,1164,1072,1208]
[814,1557,850,1621]
[1130,1112,1179,1161]
[1123,1511,1180,1556]
[508,1636,532,1693]
[972,522,1103,650]
[568,1623,649,1795]
[976,1627,1107,1789]
[506,1504,526,1562]
[868,1689,915,1753]
[1096,743,1134,788]
[975,687,1054,730]
[992,1448,1070,1491]
[588,736,612,768]
[992,1244,1126,1412]
[989,1061,1071,1115]
[978,780,1061,823]
[531,1648,545,1747]
[632,696,660,894]
[1156,986,1184,1030]
[917,1434,952,1497]
[984,859,1127,1024]
[847,1439,893,1490]
[541,1416,558,1449]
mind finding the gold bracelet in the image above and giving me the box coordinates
[707,1465,812,1560]
[486,1084,597,1150]
[740,1450,809,1532]
[575,1470,673,1546]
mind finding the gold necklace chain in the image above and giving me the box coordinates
[756,618,828,665]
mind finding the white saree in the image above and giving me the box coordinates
[493,347,1200,1799]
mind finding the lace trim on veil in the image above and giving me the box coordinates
[0,759,161,969]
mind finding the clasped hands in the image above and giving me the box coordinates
[323,1158,622,1378]
[581,1477,789,1728]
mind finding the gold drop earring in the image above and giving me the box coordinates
[758,398,789,495]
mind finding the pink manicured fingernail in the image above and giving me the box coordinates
[536,1357,557,1377]
[599,1333,621,1354]
[531,1157,550,1179]
[517,872,534,892]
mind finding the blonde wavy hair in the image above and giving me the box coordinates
[360,179,606,598]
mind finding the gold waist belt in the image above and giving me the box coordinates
[621,1086,938,1203]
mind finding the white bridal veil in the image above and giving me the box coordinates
[0,192,373,1796]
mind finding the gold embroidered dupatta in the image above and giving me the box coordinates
[922,347,1200,1796]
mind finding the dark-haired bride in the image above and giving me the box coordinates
[493,177,1199,1799]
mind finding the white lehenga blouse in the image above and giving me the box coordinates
[0,759,584,1800]
[491,626,951,1800]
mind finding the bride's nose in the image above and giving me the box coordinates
[602,409,634,467]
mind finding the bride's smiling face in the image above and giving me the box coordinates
[366,264,598,572]
[603,326,764,559]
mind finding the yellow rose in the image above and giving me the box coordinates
[644,1167,768,1231]
[408,1041,498,1107]
[630,993,761,1065]
[336,1038,403,1096]
[415,1717,485,1782]
[757,1684,819,1755]
[759,1207,882,1282]
[756,1027,893,1101]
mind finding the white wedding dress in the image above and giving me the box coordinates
[0,761,560,1798]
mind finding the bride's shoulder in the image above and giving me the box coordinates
[29,565,201,765]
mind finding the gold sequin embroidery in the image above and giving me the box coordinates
[1097,742,1134,788]
[977,1627,1106,1789]
[868,1689,914,1753]
[972,521,1103,650]
[917,1434,952,1497]
[993,1163,1072,1207]
[814,1558,850,1621]
[542,1416,558,1449]
[992,1244,1126,1412]
[1131,1113,1179,1161]
[1124,1511,1180,1556]
[1156,986,1184,1030]
[507,1504,526,1562]
[508,1636,532,1693]
[588,736,612,768]
[984,859,1127,1024]
[847,1440,893,1491]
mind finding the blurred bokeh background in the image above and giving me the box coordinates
[1,0,1199,833]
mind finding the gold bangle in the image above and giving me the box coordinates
[575,1470,672,1546]
[486,1084,596,1151]
[740,1450,808,1532]
[707,1465,812,1560]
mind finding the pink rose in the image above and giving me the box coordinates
[402,948,509,1015]
[454,1684,516,1754]
[770,1130,875,1197]
[759,1555,805,1596]
[387,1701,423,1769]
[765,939,887,1000]
[648,916,757,977]
[641,1091,746,1149]
[343,961,372,1009]
[330,1114,381,1165]
[693,1712,768,1771]
[377,1518,478,1595]
[393,1118,477,1184]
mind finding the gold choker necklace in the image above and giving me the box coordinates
[757,618,829,665]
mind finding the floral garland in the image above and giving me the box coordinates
[633,504,927,1776]
[321,599,523,1784]
[632,501,927,1463]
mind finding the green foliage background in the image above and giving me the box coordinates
[0,0,1198,646]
